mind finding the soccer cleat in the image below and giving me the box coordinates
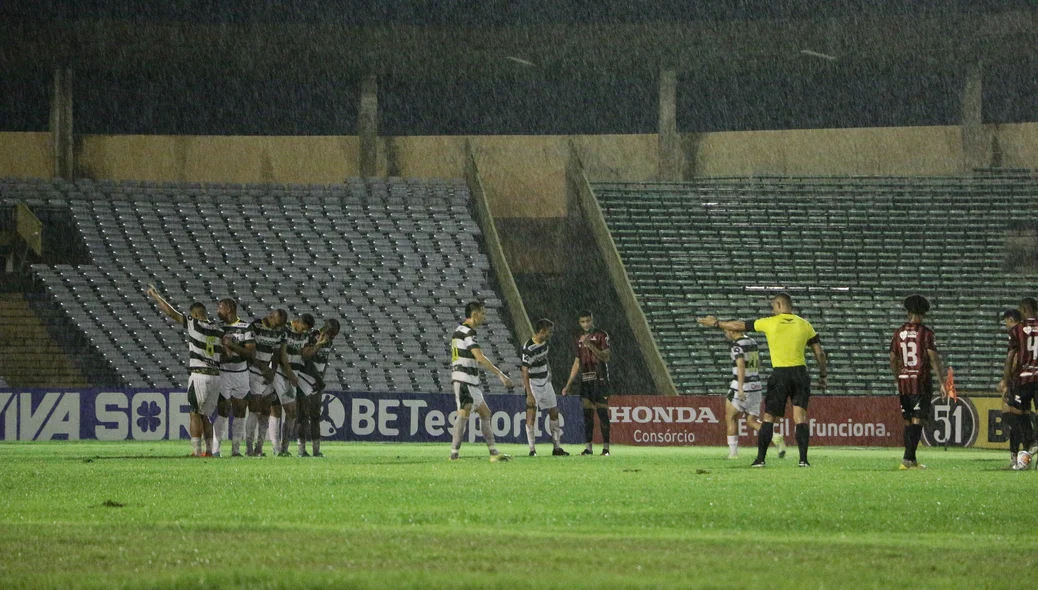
[778,450,787,459]
[798,461,811,467]
[914,463,927,470]
[529,450,537,457]
[489,453,513,463]
[298,450,311,458]
[231,452,244,458]
[750,459,766,468]
[601,449,611,456]
[552,448,570,456]
[211,451,222,458]
[276,450,292,458]
[313,452,324,458]
[580,449,594,456]
[202,452,213,458]
[449,453,460,462]
[727,453,739,460]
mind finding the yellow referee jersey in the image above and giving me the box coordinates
[749,314,818,367]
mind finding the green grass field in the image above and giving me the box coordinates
[0,442,1033,589]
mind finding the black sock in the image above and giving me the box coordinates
[583,409,596,444]
[903,425,912,460]
[1006,414,1020,454]
[909,424,924,461]
[1020,415,1035,451]
[795,423,810,463]
[756,422,773,462]
[596,407,610,445]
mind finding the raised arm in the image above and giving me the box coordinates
[697,316,748,332]
[472,347,512,389]
[146,285,185,325]
[581,335,611,363]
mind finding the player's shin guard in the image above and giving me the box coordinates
[281,416,296,454]
[526,423,536,450]
[756,421,774,462]
[795,423,810,463]
[1005,413,1020,454]
[450,416,467,453]
[481,418,499,455]
[596,408,610,447]
[213,415,228,454]
[583,409,595,444]
[256,414,269,455]
[549,418,562,448]
[268,414,280,454]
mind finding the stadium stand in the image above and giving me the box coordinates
[0,293,89,388]
[593,174,1038,395]
[1,177,520,392]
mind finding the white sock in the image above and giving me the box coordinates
[269,414,281,454]
[450,416,467,454]
[526,423,536,450]
[213,416,228,454]
[191,437,202,456]
[256,415,269,454]
[550,418,562,448]
[727,435,738,456]
[231,415,245,454]
[481,419,498,455]
[244,412,258,454]
[313,439,321,455]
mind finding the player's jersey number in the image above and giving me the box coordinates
[900,341,919,368]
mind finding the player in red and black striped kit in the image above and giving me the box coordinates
[889,295,946,470]
[562,310,612,456]
[999,297,1038,469]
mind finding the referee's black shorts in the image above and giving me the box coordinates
[764,366,811,417]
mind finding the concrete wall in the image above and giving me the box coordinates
[3,121,1038,213]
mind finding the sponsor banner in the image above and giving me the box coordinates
[942,395,1006,451]
[0,389,583,444]
[603,396,904,447]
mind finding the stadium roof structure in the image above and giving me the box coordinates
[2,5,1036,81]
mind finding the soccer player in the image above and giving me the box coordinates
[273,313,315,457]
[561,310,612,456]
[146,285,222,457]
[698,292,827,467]
[718,326,778,460]
[998,309,1024,468]
[449,301,513,462]
[889,295,947,470]
[521,319,568,457]
[245,308,287,457]
[999,298,1038,470]
[299,319,340,458]
[214,298,255,457]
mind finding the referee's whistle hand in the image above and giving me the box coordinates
[696,316,717,328]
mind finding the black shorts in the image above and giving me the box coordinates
[899,382,933,421]
[1007,382,1038,413]
[579,380,610,405]
[764,366,810,417]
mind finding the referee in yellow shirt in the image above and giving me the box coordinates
[699,292,828,467]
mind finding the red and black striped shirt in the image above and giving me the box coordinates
[889,322,936,396]
[1008,318,1038,385]
[577,329,610,383]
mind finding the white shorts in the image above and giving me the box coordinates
[220,370,250,400]
[249,370,274,397]
[527,378,558,410]
[453,381,486,411]
[728,388,763,417]
[188,372,220,416]
[273,373,297,404]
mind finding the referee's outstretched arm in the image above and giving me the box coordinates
[696,316,745,332]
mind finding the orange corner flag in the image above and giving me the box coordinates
[944,366,958,402]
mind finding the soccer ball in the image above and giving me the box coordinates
[1016,451,1032,470]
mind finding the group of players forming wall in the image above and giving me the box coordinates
[146,285,339,458]
[144,282,1038,470]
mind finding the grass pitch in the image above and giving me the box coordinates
[0,442,1032,589]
